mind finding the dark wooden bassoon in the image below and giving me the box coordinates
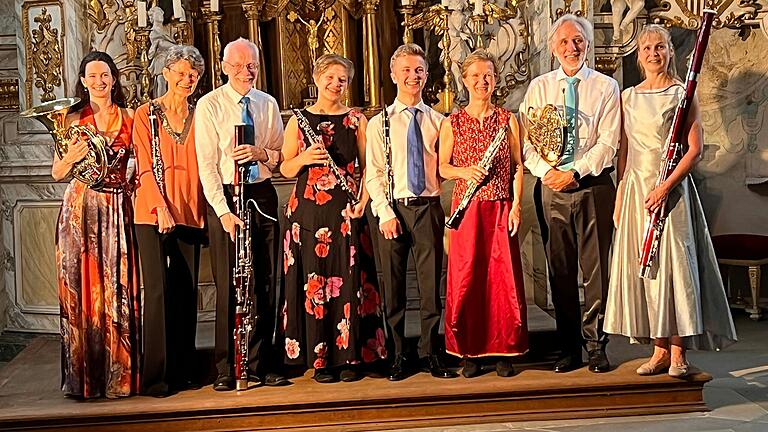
[638,9,716,279]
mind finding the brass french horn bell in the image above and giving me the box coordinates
[21,97,110,187]
[526,104,567,167]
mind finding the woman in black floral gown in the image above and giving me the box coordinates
[280,54,387,383]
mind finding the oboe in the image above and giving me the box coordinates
[446,123,508,230]
[232,124,255,391]
[382,102,394,207]
[292,109,359,206]
[638,9,716,279]
[147,102,165,195]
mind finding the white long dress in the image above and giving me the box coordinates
[604,84,737,350]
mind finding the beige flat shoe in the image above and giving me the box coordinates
[636,358,671,375]
[668,363,690,378]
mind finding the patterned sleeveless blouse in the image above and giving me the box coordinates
[449,107,511,201]
[77,104,133,189]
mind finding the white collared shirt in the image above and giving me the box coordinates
[365,98,444,222]
[195,83,284,217]
[519,66,621,178]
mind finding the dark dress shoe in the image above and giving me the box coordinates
[213,375,234,391]
[495,359,516,377]
[314,369,338,383]
[263,372,290,386]
[245,373,263,387]
[461,358,482,378]
[422,355,458,379]
[339,367,361,382]
[553,352,582,373]
[142,382,172,397]
[388,354,410,381]
[588,349,610,373]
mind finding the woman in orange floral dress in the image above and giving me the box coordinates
[52,51,141,398]
[281,54,386,383]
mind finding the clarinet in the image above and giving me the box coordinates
[292,109,359,206]
[638,9,716,279]
[445,122,508,230]
[232,124,255,391]
[382,102,394,207]
[148,102,165,195]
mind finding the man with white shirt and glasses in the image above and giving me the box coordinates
[195,38,288,390]
[520,15,620,374]
[366,44,457,381]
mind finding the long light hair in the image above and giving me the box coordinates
[636,24,678,79]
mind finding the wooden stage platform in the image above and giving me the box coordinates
[0,337,711,432]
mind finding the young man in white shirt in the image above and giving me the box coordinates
[195,38,287,391]
[520,14,621,374]
[366,44,457,381]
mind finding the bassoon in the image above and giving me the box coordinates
[232,124,255,391]
[638,9,716,279]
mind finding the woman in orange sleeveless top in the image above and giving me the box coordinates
[52,51,141,398]
[438,50,528,378]
[132,45,206,396]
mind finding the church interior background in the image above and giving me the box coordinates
[0,0,766,336]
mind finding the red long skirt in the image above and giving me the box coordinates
[445,198,528,357]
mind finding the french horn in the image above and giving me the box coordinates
[20,97,110,187]
[526,104,567,167]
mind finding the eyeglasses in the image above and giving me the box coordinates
[223,61,258,72]
[167,67,200,81]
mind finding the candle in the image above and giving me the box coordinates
[441,0,449,7]
[474,0,483,15]
[137,1,147,27]
[172,0,183,19]
[211,0,219,12]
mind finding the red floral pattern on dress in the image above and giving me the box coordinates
[343,110,362,130]
[283,231,294,274]
[450,107,512,202]
[287,187,299,218]
[285,338,300,359]
[358,270,382,317]
[336,303,351,349]
[361,328,388,363]
[314,227,332,258]
[313,342,327,369]
[291,222,301,244]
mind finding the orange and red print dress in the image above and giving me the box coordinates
[56,105,141,398]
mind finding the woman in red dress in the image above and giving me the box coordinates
[438,49,528,377]
[52,51,141,398]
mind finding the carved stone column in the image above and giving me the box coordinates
[200,9,224,90]
[362,0,382,108]
[242,0,267,90]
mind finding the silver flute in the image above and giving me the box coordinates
[445,124,508,230]
[292,109,359,206]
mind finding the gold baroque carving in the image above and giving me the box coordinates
[30,7,63,103]
[651,0,762,30]
[0,79,20,111]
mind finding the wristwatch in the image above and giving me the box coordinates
[570,169,581,181]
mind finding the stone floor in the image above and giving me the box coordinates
[390,312,768,432]
[0,330,38,370]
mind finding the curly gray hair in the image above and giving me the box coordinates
[164,45,205,76]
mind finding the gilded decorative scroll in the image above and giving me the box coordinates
[22,3,66,107]
[0,79,20,111]
[650,0,765,30]
[277,12,311,107]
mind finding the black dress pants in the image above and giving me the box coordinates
[377,198,444,358]
[137,224,202,393]
[207,180,280,377]
[535,170,616,354]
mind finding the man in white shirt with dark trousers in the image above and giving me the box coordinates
[195,37,288,391]
[366,43,457,381]
[520,14,621,374]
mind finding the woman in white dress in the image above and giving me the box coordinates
[605,24,737,378]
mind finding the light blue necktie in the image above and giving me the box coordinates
[559,76,579,170]
[240,95,260,183]
[406,107,426,196]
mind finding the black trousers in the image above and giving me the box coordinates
[377,199,444,358]
[207,180,280,376]
[535,170,616,353]
[136,224,202,393]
